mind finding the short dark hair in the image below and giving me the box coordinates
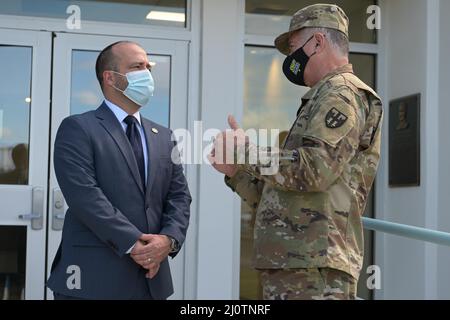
[95,41,135,90]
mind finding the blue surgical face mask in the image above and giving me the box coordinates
[111,69,155,107]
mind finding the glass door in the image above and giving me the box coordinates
[47,33,189,299]
[0,29,52,300]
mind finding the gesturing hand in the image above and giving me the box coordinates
[208,115,247,178]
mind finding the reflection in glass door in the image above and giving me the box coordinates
[0,29,52,300]
[0,46,31,186]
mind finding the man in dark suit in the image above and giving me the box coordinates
[47,41,191,300]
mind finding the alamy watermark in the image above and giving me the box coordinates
[66,265,81,290]
[366,264,382,290]
[367,5,381,30]
[171,121,284,175]
[66,5,81,30]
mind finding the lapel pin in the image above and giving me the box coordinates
[152,128,159,134]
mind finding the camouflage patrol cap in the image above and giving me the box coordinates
[275,4,349,56]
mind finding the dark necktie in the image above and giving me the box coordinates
[124,115,146,189]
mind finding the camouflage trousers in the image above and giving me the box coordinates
[259,268,357,300]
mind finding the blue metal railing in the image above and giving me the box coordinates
[362,217,450,247]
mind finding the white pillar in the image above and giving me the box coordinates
[423,0,440,300]
[196,0,244,299]
[437,0,450,299]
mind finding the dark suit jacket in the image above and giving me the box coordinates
[47,102,191,299]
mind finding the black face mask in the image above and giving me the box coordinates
[282,35,317,87]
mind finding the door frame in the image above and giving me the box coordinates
[0,28,52,300]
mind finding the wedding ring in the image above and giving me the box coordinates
[147,257,152,263]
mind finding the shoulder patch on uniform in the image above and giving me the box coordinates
[325,107,348,129]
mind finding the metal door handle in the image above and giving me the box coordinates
[18,187,44,230]
[52,188,66,231]
[19,213,41,219]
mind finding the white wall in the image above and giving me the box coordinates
[195,0,244,299]
[376,0,449,299]
[437,0,450,300]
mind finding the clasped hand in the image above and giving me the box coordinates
[130,234,171,279]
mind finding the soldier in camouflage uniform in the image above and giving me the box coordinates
[210,4,383,300]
